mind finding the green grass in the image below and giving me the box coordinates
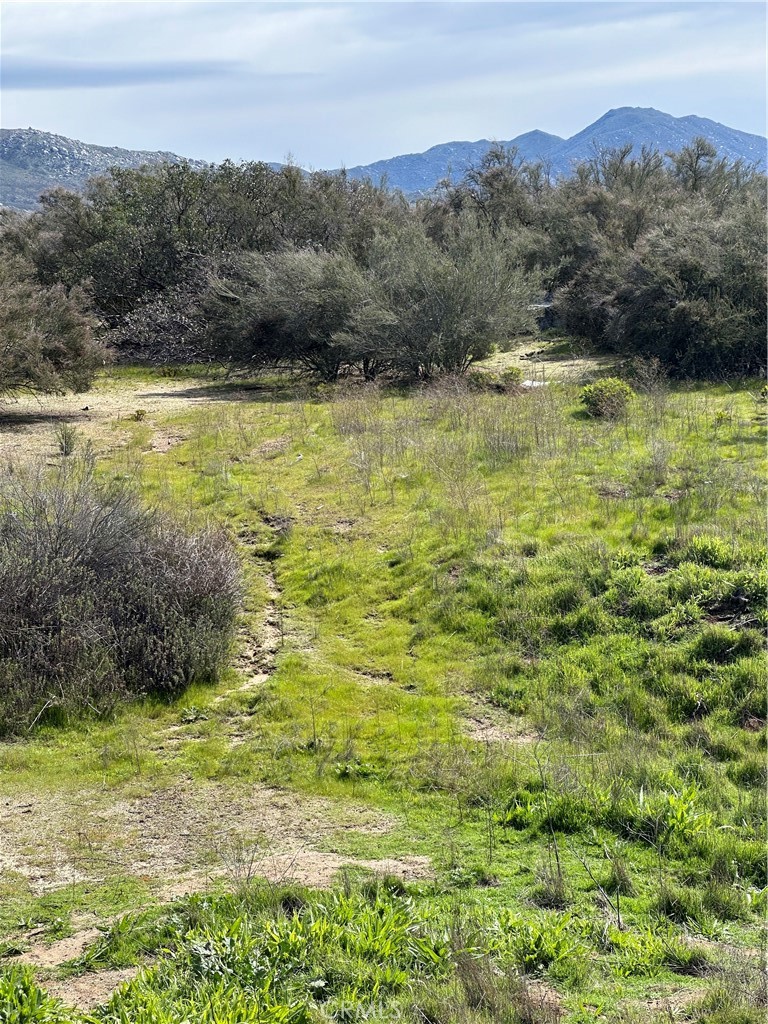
[1,371,765,1021]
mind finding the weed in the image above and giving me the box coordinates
[54,421,79,457]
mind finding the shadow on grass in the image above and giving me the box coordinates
[0,409,89,430]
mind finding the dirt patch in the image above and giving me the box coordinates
[0,376,235,467]
[596,481,631,500]
[255,436,290,459]
[356,669,395,687]
[627,987,702,1016]
[330,518,356,535]
[222,569,282,700]
[21,928,102,968]
[0,780,398,897]
[46,968,138,1011]
[149,430,187,453]
[462,714,542,745]
[207,850,432,890]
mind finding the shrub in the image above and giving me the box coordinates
[0,456,240,735]
[580,378,634,418]
[464,366,525,394]
[0,256,104,396]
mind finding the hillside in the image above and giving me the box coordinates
[343,107,767,193]
[0,127,209,210]
[2,107,765,209]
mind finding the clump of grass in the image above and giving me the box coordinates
[54,421,79,456]
[602,848,635,896]
[531,855,570,909]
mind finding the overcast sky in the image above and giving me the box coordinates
[1,1,765,168]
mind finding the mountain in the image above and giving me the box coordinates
[1,108,765,210]
[550,107,767,178]
[0,127,210,210]
[337,130,564,194]
[343,107,767,193]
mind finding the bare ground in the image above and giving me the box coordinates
[0,374,244,465]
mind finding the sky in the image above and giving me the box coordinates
[1,1,765,168]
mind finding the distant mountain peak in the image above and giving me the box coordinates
[1,108,765,210]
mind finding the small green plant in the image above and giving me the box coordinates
[54,421,79,457]
[581,377,634,418]
[0,965,77,1023]
[131,408,147,421]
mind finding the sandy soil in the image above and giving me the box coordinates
[0,374,248,465]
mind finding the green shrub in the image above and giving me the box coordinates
[466,366,524,392]
[499,366,524,388]
[580,378,635,418]
[0,256,104,397]
[494,911,582,975]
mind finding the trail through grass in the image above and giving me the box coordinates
[0,366,765,1021]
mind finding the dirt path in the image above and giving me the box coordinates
[0,373,245,465]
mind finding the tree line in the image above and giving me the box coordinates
[1,136,765,392]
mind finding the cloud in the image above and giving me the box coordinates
[0,1,764,167]
[1,56,242,90]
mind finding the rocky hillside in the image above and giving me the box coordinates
[2,108,765,209]
[0,127,208,210]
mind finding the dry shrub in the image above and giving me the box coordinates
[0,455,240,735]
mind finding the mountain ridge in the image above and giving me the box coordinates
[342,107,766,192]
[1,107,765,209]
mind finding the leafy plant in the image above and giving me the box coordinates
[580,378,635,418]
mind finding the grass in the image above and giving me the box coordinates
[0,366,765,1021]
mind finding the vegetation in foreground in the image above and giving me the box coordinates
[0,367,765,1021]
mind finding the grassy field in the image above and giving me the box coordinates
[0,356,765,1022]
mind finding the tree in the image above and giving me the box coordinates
[367,220,535,377]
[205,246,392,380]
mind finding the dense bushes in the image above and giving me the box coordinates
[439,140,766,378]
[1,137,765,381]
[0,457,240,735]
[206,222,535,379]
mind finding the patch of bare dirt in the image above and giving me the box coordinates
[330,518,356,535]
[0,376,236,466]
[254,436,290,458]
[355,669,395,687]
[462,713,542,745]
[21,928,102,968]
[522,979,562,1020]
[0,780,399,897]
[148,430,187,453]
[210,850,432,890]
[46,969,138,1011]
[219,569,282,702]
[626,987,702,1017]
